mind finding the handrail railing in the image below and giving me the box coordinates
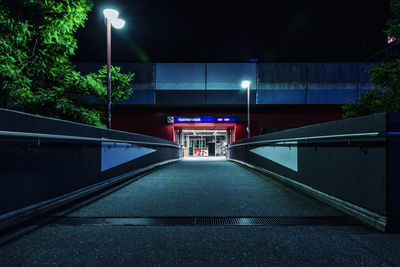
[228,132,385,148]
[0,130,180,148]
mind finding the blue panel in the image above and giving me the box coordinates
[156,90,206,105]
[206,90,256,104]
[257,82,307,90]
[308,82,356,90]
[130,82,154,90]
[257,90,306,104]
[118,90,155,104]
[307,63,358,82]
[156,63,205,90]
[174,117,215,123]
[207,63,256,90]
[307,89,357,104]
[257,63,308,83]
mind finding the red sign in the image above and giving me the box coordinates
[193,149,208,157]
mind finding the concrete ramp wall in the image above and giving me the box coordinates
[0,108,181,228]
[228,113,400,233]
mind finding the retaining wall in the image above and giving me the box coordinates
[228,112,400,233]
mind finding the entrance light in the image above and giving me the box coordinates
[241,80,251,88]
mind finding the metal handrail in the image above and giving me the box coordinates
[0,130,180,148]
[228,132,384,148]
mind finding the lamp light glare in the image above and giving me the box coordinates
[111,18,125,29]
[241,80,251,88]
[103,9,119,20]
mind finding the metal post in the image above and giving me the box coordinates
[106,19,112,129]
[247,85,250,138]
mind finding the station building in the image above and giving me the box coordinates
[77,62,375,157]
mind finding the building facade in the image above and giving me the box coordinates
[77,62,375,156]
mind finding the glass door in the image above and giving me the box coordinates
[182,130,227,157]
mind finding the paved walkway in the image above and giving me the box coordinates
[59,160,340,217]
[1,160,400,266]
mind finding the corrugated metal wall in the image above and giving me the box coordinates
[76,62,376,105]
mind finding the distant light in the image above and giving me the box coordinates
[111,18,125,29]
[388,35,396,44]
[241,80,251,88]
[249,58,259,62]
[103,9,119,20]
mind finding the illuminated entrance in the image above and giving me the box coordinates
[168,116,239,157]
[183,130,227,157]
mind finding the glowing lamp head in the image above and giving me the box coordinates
[103,9,125,29]
[103,9,119,20]
[111,18,125,29]
[241,80,251,88]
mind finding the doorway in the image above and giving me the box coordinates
[182,130,227,157]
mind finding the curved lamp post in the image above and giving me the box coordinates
[241,80,251,138]
[103,9,125,129]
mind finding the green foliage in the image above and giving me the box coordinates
[342,88,385,118]
[342,0,400,118]
[0,0,134,127]
[86,65,134,104]
[343,58,400,118]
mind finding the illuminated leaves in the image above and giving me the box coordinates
[0,0,133,127]
[93,65,134,103]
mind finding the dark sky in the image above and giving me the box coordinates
[72,0,392,63]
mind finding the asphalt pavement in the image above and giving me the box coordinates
[1,159,399,266]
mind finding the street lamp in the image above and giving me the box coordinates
[103,9,125,129]
[241,80,251,138]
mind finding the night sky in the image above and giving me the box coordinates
[72,0,392,63]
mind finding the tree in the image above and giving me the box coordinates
[86,65,134,105]
[0,0,134,127]
[342,0,400,118]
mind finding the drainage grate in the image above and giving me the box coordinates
[40,216,359,226]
